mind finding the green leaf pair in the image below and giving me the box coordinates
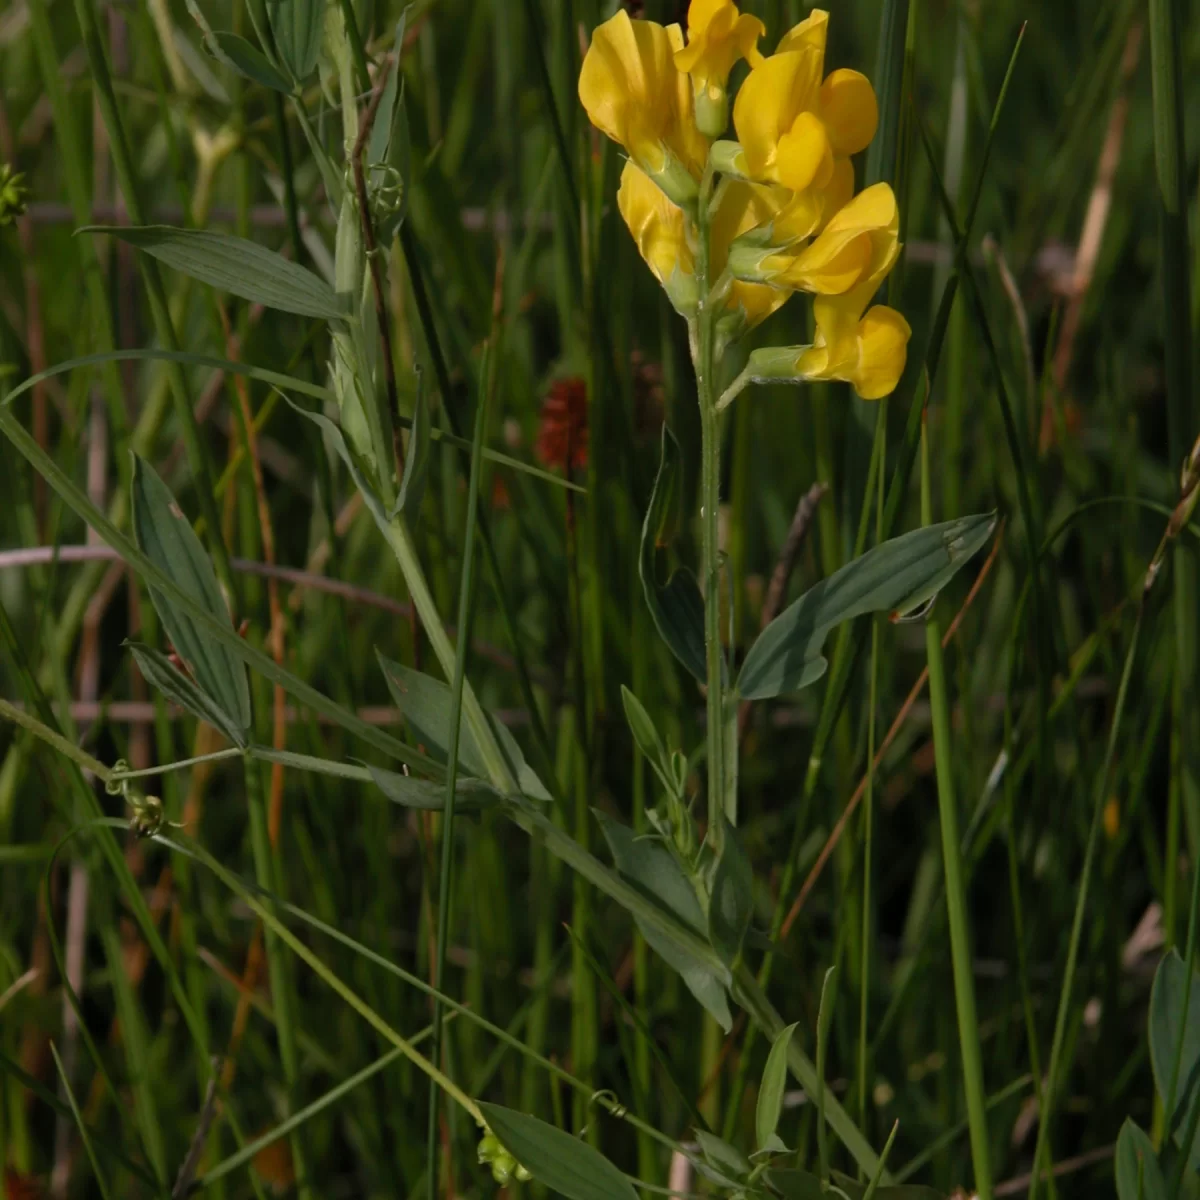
[130,456,250,747]
[377,655,551,802]
[640,425,996,700]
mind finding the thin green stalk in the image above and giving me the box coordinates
[398,224,560,791]
[50,1043,111,1200]
[859,402,887,1136]
[630,603,654,1182]
[243,756,309,1197]
[1149,0,1200,868]
[71,0,232,595]
[1026,606,1145,1200]
[695,166,728,842]
[165,835,483,1123]
[0,697,111,782]
[426,341,493,1198]
[24,0,129,462]
[920,418,993,1200]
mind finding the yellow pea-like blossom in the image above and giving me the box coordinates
[775,181,899,293]
[579,11,708,206]
[795,294,911,400]
[709,179,793,333]
[618,162,788,331]
[730,8,877,193]
[674,0,766,137]
[730,181,898,295]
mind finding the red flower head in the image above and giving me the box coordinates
[5,1169,45,1200]
[536,377,589,474]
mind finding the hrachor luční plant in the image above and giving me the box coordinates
[0,0,999,1195]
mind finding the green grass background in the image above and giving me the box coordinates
[1,0,1199,1195]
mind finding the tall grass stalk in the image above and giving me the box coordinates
[427,341,494,1196]
[1148,0,1199,890]
[920,418,993,1200]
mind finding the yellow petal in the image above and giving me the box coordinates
[710,178,791,327]
[852,305,911,399]
[784,182,899,293]
[578,12,680,172]
[617,160,694,285]
[730,279,791,329]
[775,110,833,192]
[819,69,878,156]
[822,181,897,235]
[732,47,823,181]
[776,8,829,59]
[710,178,783,272]
[818,158,857,229]
[675,0,764,88]
[666,23,710,172]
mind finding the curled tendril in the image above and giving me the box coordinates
[103,758,180,837]
[590,1089,628,1120]
[105,760,130,796]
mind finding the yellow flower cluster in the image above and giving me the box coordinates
[577,2,910,400]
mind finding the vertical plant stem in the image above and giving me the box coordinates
[426,341,493,1198]
[1148,0,1199,872]
[694,169,728,844]
[920,418,993,1200]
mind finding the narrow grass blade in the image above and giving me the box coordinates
[50,1042,112,1200]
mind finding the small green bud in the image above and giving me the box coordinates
[0,165,28,227]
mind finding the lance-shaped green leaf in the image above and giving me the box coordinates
[756,1022,797,1153]
[598,813,732,1031]
[210,32,292,93]
[620,684,674,797]
[639,426,708,683]
[708,814,753,966]
[739,512,997,699]
[131,455,250,743]
[82,226,345,320]
[377,656,550,801]
[367,765,501,812]
[478,1103,636,1200]
[127,643,247,748]
[1115,1118,1166,1200]
[1150,949,1200,1169]
[694,1131,751,1184]
[267,0,323,82]
[393,369,430,517]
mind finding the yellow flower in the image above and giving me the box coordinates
[617,162,698,316]
[731,8,878,192]
[795,294,911,399]
[769,182,899,294]
[579,11,707,205]
[709,179,791,332]
[674,0,765,137]
[618,162,787,330]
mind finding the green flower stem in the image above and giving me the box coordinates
[920,418,993,1200]
[695,163,731,842]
